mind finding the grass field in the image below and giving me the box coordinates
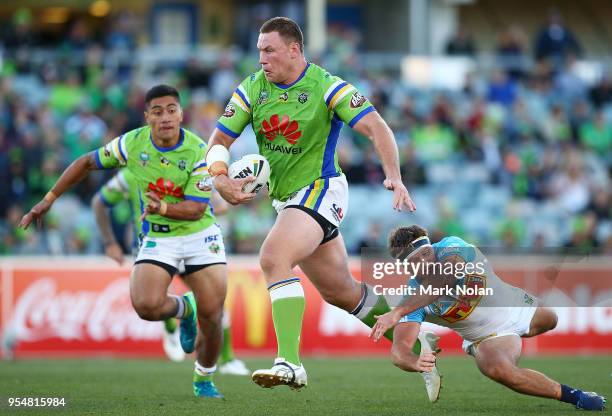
[0,356,609,415]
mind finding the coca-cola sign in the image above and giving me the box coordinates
[12,278,161,342]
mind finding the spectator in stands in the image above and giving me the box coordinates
[411,114,458,162]
[497,25,528,80]
[445,26,476,56]
[356,222,383,253]
[487,70,517,107]
[547,151,591,214]
[564,213,600,254]
[1,8,39,52]
[585,187,611,221]
[534,9,582,67]
[579,110,612,154]
[588,73,612,109]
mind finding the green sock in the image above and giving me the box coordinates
[269,279,305,365]
[357,290,421,355]
[193,371,214,383]
[164,318,177,334]
[220,327,234,364]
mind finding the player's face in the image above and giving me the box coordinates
[145,96,183,142]
[257,31,298,83]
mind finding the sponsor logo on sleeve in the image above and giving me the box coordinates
[196,177,212,192]
[349,91,367,109]
[222,103,236,118]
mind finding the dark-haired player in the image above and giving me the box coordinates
[371,225,606,411]
[20,85,233,398]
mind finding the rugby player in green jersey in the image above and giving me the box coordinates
[92,168,250,375]
[20,85,239,398]
[204,17,440,398]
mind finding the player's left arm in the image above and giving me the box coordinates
[391,322,436,373]
[351,111,415,212]
[142,153,211,221]
[141,192,207,221]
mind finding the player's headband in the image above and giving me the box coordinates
[395,236,432,260]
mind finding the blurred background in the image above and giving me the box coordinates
[0,0,610,256]
[0,1,610,360]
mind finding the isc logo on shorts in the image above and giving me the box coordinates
[204,235,219,243]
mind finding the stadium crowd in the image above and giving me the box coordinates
[1,10,610,255]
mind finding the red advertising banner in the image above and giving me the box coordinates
[0,257,610,358]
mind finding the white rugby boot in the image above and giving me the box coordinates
[252,358,308,390]
[418,331,442,403]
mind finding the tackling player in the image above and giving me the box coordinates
[371,225,606,411]
[91,168,250,375]
[19,85,232,398]
[204,16,440,397]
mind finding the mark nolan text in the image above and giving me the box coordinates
[373,284,493,297]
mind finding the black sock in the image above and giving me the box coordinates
[560,384,581,405]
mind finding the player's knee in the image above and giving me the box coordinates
[132,297,164,321]
[196,302,224,325]
[546,311,558,331]
[133,300,163,321]
[259,249,289,277]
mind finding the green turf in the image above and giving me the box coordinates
[0,356,608,415]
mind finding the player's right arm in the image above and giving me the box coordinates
[391,321,436,373]
[207,129,256,205]
[206,80,257,205]
[19,151,101,229]
[20,132,129,229]
[92,171,129,265]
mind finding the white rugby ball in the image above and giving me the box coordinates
[228,154,270,194]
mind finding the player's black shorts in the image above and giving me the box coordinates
[287,205,339,245]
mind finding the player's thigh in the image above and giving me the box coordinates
[182,264,227,318]
[260,207,323,272]
[130,262,174,308]
[524,306,557,337]
[298,233,359,304]
[474,335,522,380]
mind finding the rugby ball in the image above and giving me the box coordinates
[228,154,270,194]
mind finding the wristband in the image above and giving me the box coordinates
[206,144,230,177]
[44,191,58,204]
[159,200,168,215]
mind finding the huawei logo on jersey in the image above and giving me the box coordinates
[260,114,302,145]
[148,177,184,199]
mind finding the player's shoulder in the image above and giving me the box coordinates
[239,70,266,90]
[306,63,340,86]
[434,235,472,248]
[121,126,150,148]
[181,128,208,152]
[433,236,476,261]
